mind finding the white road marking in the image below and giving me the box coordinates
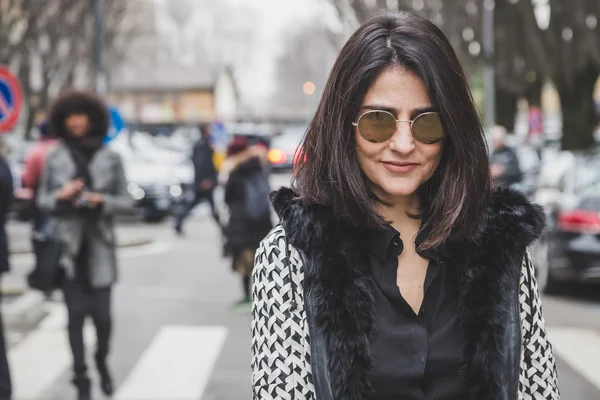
[113,326,228,400]
[9,304,96,399]
[548,326,600,390]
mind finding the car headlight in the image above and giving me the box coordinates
[132,188,145,200]
[128,183,145,200]
[127,182,139,194]
[170,184,183,198]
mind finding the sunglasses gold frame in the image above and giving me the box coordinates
[352,110,446,144]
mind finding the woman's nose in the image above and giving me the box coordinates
[388,122,415,154]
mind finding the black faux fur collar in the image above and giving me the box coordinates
[271,186,545,400]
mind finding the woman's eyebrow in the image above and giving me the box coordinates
[361,104,397,114]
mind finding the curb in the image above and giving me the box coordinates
[2,291,46,327]
[9,236,154,255]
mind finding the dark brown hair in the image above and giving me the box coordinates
[227,135,250,157]
[49,89,109,139]
[293,12,491,249]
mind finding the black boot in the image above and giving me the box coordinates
[72,375,91,400]
[95,356,114,396]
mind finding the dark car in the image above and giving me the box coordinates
[127,181,176,223]
[267,126,306,172]
[532,152,600,293]
[512,145,541,199]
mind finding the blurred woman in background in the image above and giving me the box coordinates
[0,139,13,400]
[221,136,272,309]
[21,121,59,276]
[38,90,133,400]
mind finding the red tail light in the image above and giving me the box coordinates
[557,210,600,233]
[268,148,287,164]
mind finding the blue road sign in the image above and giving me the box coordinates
[105,106,125,143]
[211,121,229,151]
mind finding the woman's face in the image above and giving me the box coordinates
[65,113,90,138]
[355,66,443,203]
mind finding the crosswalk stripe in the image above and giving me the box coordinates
[9,304,96,399]
[548,326,600,390]
[113,326,228,400]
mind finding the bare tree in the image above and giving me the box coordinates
[0,0,146,137]
[271,22,339,119]
[328,0,600,149]
[510,0,600,150]
[0,0,29,67]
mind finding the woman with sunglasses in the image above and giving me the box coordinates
[251,12,559,400]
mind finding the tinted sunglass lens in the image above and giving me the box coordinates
[412,113,445,144]
[358,111,397,143]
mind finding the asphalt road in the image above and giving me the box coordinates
[4,172,600,399]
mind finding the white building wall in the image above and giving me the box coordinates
[214,71,238,122]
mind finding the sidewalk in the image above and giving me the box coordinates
[7,220,154,254]
[2,220,157,328]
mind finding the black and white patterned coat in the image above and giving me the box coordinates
[252,187,560,400]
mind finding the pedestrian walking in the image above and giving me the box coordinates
[221,136,272,308]
[37,90,133,400]
[251,12,559,400]
[21,121,59,273]
[0,151,13,400]
[174,125,221,235]
[490,125,523,188]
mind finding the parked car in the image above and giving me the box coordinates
[109,134,192,223]
[267,125,306,171]
[123,156,184,222]
[512,145,542,198]
[531,152,600,293]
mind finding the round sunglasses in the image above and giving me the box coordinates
[352,110,446,144]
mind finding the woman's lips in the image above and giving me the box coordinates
[382,162,419,173]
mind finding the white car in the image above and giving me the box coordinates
[109,133,193,222]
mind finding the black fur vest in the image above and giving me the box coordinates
[269,186,546,400]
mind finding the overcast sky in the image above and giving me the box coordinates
[154,0,339,110]
[222,0,339,108]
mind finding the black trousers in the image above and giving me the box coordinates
[0,280,11,399]
[175,189,220,227]
[62,280,112,375]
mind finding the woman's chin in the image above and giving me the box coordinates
[376,183,420,201]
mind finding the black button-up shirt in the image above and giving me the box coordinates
[367,225,466,400]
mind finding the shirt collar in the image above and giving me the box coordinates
[367,224,450,263]
[367,225,403,261]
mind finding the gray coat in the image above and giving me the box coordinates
[37,143,133,288]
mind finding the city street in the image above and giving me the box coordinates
[3,173,600,399]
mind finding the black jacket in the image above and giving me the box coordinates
[251,186,560,400]
[224,150,272,252]
[491,146,522,187]
[0,155,13,273]
[192,138,217,189]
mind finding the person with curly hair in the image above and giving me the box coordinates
[37,90,133,400]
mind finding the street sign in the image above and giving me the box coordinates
[0,66,23,133]
[210,121,229,150]
[105,105,126,143]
